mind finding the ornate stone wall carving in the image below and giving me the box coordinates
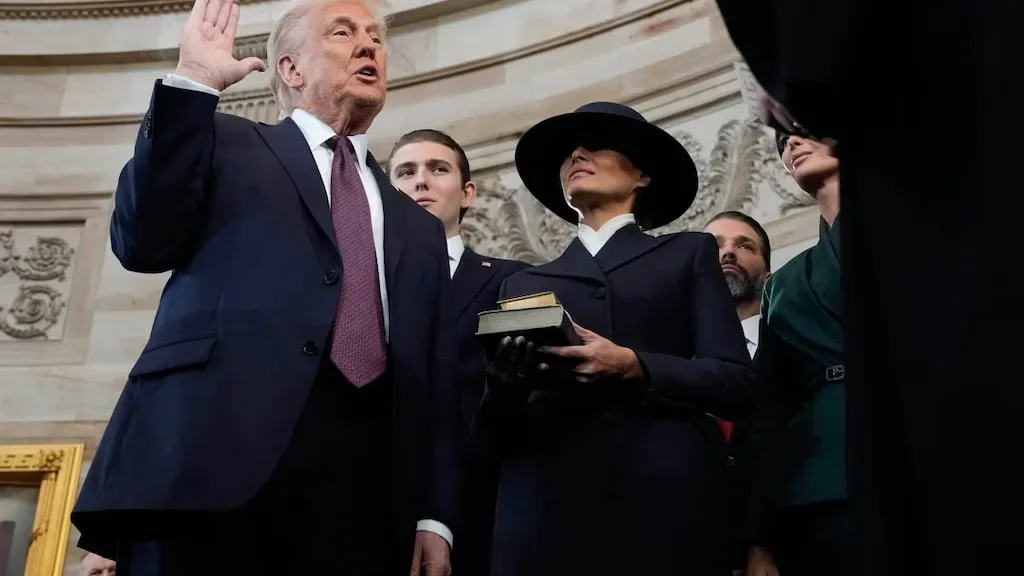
[217,89,280,124]
[0,0,262,20]
[463,101,815,264]
[0,227,77,340]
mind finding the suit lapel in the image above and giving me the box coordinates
[368,153,406,295]
[255,119,337,252]
[528,238,606,285]
[452,249,500,321]
[594,224,673,274]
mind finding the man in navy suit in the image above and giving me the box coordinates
[71,1,459,575]
[388,129,529,576]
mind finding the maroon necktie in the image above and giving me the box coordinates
[327,136,387,386]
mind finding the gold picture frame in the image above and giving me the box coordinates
[0,444,84,576]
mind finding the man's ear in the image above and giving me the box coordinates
[278,54,303,90]
[635,174,651,192]
[461,180,478,209]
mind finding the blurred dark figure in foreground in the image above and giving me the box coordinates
[716,0,1018,574]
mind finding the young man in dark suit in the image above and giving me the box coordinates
[71,2,459,575]
[389,129,529,576]
[476,102,755,576]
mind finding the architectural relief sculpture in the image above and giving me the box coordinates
[217,90,280,124]
[0,229,75,340]
[0,0,260,20]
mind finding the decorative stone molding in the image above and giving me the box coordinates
[0,193,110,365]
[217,88,280,124]
[232,34,267,62]
[0,231,77,346]
[0,0,689,121]
[0,229,75,340]
[0,0,495,22]
[0,0,260,20]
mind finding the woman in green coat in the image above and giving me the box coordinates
[736,131,850,576]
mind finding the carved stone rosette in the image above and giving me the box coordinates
[0,229,75,340]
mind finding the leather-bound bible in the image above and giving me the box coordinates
[476,291,581,354]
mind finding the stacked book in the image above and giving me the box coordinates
[475,291,581,355]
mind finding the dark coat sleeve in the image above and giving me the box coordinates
[110,80,219,273]
[426,220,462,532]
[632,233,756,422]
[471,276,533,458]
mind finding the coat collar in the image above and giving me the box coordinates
[255,119,406,290]
[527,224,673,283]
[256,118,335,251]
[452,248,499,320]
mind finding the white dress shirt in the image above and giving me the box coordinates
[160,73,452,548]
[447,234,465,278]
[741,314,760,358]
[577,213,637,256]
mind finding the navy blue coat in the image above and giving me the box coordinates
[477,225,754,576]
[71,81,460,564]
[450,248,529,576]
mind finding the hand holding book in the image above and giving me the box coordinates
[476,292,642,386]
[540,322,643,384]
[484,334,552,396]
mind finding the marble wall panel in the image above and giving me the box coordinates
[0,194,108,366]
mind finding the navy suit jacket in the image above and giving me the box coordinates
[71,81,460,557]
[449,248,529,576]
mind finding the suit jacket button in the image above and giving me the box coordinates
[302,341,318,356]
[324,270,339,285]
[725,456,736,467]
[592,286,607,299]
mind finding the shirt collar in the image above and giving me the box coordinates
[446,234,465,265]
[577,213,636,256]
[740,313,760,347]
[289,108,370,168]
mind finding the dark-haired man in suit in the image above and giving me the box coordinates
[704,211,771,359]
[389,129,529,576]
[704,211,771,441]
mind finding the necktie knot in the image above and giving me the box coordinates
[326,135,354,155]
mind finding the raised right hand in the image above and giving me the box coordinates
[175,0,266,91]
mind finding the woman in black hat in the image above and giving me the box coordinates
[476,102,755,575]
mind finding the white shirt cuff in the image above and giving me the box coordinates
[163,73,221,97]
[416,519,453,549]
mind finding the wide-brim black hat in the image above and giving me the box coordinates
[514,102,698,230]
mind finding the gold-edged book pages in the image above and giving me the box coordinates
[497,291,560,311]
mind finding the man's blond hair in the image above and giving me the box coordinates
[267,0,390,116]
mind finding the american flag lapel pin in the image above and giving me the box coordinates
[481,261,492,267]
